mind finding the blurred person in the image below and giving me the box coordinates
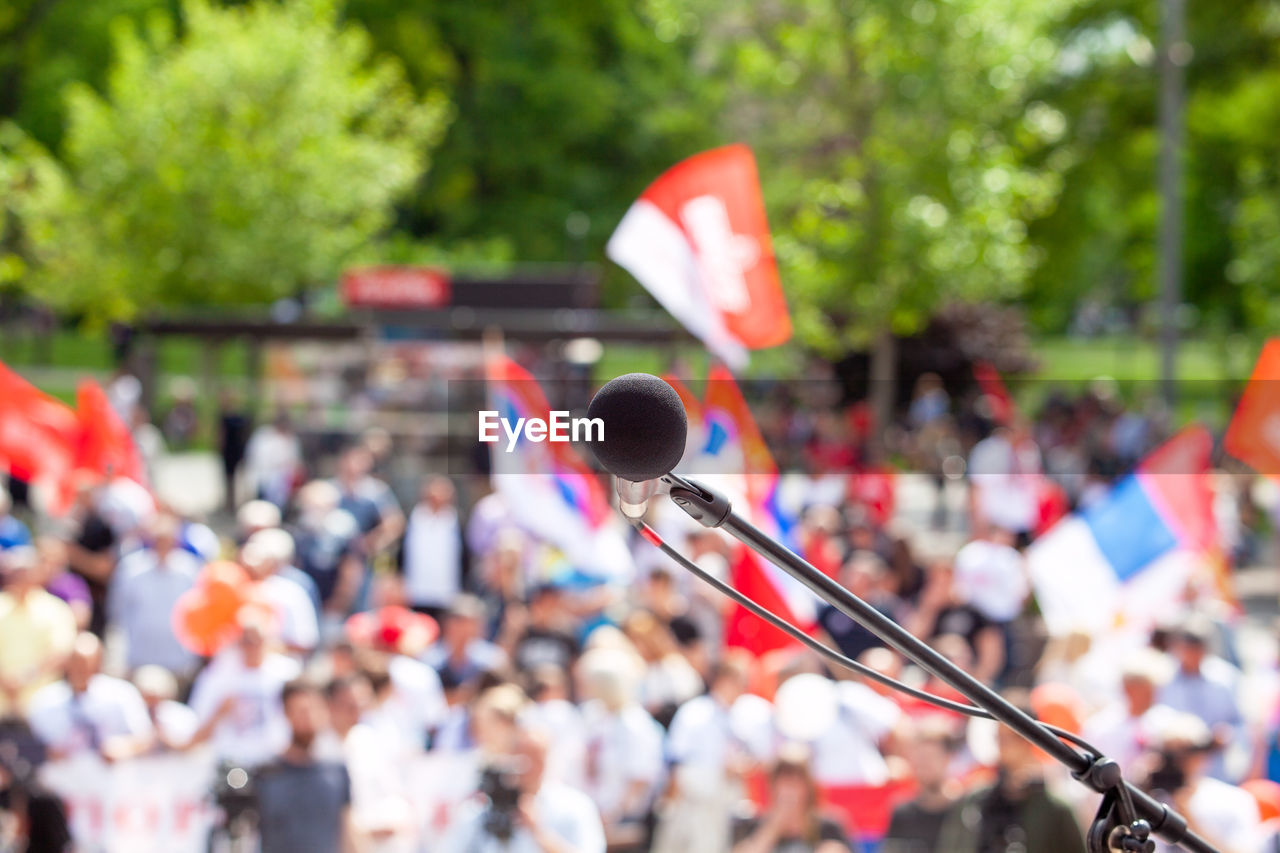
[0,547,77,718]
[33,537,91,631]
[622,610,702,727]
[62,472,118,636]
[244,411,302,509]
[507,584,581,676]
[324,674,415,852]
[422,595,508,703]
[729,746,851,853]
[217,389,252,513]
[951,527,1029,626]
[1143,712,1261,853]
[132,664,199,751]
[936,695,1085,853]
[241,528,319,655]
[187,616,301,769]
[907,562,1005,684]
[26,633,152,762]
[397,475,465,622]
[328,640,447,750]
[968,425,1042,541]
[331,445,405,556]
[442,723,606,853]
[1082,649,1177,770]
[161,378,199,448]
[291,480,366,625]
[238,500,322,610]
[883,716,964,853]
[655,653,774,853]
[523,664,586,790]
[816,551,899,663]
[577,646,665,851]
[476,529,527,639]
[253,680,354,853]
[785,670,902,791]
[108,511,200,676]
[0,724,72,853]
[0,486,30,551]
[1158,616,1245,781]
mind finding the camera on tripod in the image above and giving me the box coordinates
[478,758,526,843]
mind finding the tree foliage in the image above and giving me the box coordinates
[6,0,447,320]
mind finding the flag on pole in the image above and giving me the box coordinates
[696,366,812,652]
[607,145,790,367]
[1027,426,1219,636]
[1226,338,1280,477]
[486,356,632,581]
[75,380,148,486]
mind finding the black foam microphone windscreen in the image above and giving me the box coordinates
[585,373,688,482]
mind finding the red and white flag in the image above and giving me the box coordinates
[607,145,791,366]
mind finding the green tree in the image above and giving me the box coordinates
[342,0,719,264]
[6,0,448,320]
[690,0,1065,409]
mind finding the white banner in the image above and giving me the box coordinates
[39,752,218,853]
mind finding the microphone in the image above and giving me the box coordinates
[585,373,688,518]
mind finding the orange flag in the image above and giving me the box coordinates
[1226,339,1280,478]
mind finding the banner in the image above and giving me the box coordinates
[39,752,218,853]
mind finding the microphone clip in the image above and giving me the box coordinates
[664,474,732,529]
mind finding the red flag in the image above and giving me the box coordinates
[723,546,800,656]
[608,145,790,366]
[1226,339,1280,478]
[74,381,147,486]
[973,361,1016,426]
[0,362,79,487]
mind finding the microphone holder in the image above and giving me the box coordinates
[656,473,1217,853]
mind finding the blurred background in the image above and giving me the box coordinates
[1,0,1280,851]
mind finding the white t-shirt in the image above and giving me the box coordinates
[1154,777,1260,853]
[580,702,665,821]
[402,504,462,608]
[261,574,319,652]
[524,699,587,791]
[666,693,775,797]
[969,435,1041,534]
[28,675,152,756]
[1081,703,1179,771]
[952,538,1029,623]
[805,681,901,786]
[443,781,605,853]
[363,655,447,751]
[187,649,300,767]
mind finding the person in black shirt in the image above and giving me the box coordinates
[816,552,900,663]
[0,723,71,853]
[62,475,118,637]
[217,391,252,514]
[509,584,580,675]
[906,563,1005,685]
[884,716,964,853]
[730,748,851,853]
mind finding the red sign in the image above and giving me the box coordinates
[341,266,451,309]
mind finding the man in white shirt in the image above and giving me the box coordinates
[1082,649,1177,771]
[444,725,606,853]
[27,633,152,761]
[577,648,665,847]
[109,512,202,677]
[187,618,301,768]
[794,675,902,788]
[968,426,1041,539]
[398,476,464,622]
[951,530,1029,625]
[655,654,774,853]
[240,528,319,655]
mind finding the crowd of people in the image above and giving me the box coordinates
[0,368,1278,853]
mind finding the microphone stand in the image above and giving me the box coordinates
[656,473,1219,853]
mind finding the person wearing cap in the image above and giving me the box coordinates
[0,547,76,718]
[1082,649,1180,770]
[241,528,319,655]
[1142,712,1261,853]
[1158,616,1244,782]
